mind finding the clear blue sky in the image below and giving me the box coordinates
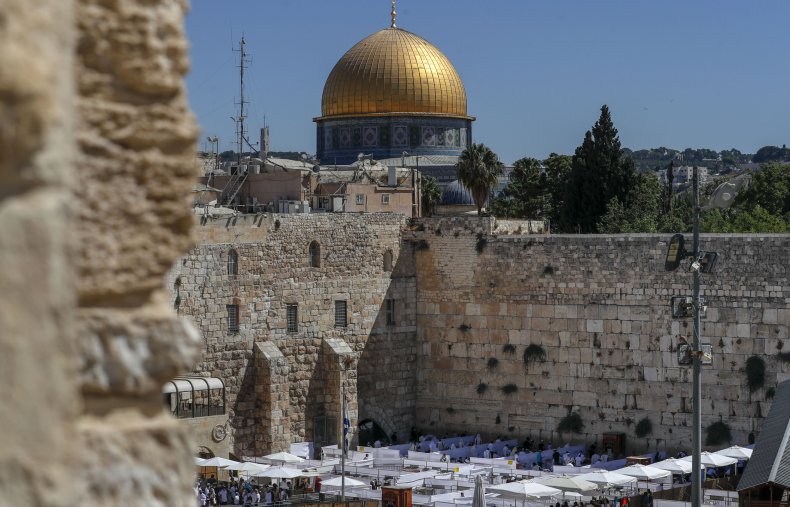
[186,0,790,163]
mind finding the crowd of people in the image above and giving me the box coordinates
[194,476,301,506]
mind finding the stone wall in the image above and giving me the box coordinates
[412,220,790,453]
[172,212,417,457]
[1,1,200,506]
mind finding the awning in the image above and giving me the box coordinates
[163,376,224,394]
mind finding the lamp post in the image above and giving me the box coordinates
[691,166,702,507]
[664,166,715,507]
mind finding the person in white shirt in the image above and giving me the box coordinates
[574,454,583,467]
[264,489,273,504]
[591,453,600,464]
[483,449,492,459]
[474,434,482,446]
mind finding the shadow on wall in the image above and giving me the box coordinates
[357,242,418,444]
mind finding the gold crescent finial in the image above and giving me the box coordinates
[391,0,397,28]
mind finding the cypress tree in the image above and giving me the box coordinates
[561,105,637,233]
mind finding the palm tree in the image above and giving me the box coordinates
[457,143,504,214]
[421,176,441,216]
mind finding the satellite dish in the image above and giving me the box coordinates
[706,175,749,209]
[312,165,321,173]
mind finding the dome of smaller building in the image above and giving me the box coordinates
[441,180,474,205]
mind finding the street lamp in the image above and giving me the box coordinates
[663,166,718,507]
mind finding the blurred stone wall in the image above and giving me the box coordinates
[0,1,200,505]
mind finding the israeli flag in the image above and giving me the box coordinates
[342,395,350,456]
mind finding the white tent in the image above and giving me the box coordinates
[195,457,207,466]
[321,477,367,488]
[262,451,306,464]
[488,481,562,499]
[254,466,304,479]
[715,446,753,460]
[533,476,598,493]
[199,457,240,468]
[680,451,737,468]
[615,464,671,481]
[576,471,637,488]
[651,458,696,474]
[225,462,270,474]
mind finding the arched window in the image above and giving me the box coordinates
[383,249,393,272]
[227,249,238,275]
[309,241,321,268]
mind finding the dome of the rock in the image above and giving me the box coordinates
[315,21,474,166]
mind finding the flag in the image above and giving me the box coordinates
[342,394,350,457]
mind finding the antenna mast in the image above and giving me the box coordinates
[232,36,251,165]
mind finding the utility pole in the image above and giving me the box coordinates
[232,36,250,166]
[691,165,702,507]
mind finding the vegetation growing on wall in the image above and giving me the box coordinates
[705,421,732,446]
[501,383,518,395]
[487,357,499,370]
[502,344,516,355]
[523,344,547,365]
[635,417,653,438]
[476,382,488,395]
[557,412,585,435]
[745,356,766,392]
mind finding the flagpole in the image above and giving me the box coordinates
[341,382,346,504]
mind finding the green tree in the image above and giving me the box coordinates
[562,105,637,232]
[544,153,572,227]
[420,176,441,217]
[457,143,504,214]
[596,172,661,233]
[491,157,550,219]
[734,163,790,216]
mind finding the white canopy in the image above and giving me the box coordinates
[614,464,671,480]
[680,451,737,468]
[262,451,306,464]
[533,475,598,493]
[715,446,753,460]
[225,462,270,474]
[199,457,239,468]
[488,481,562,499]
[321,477,367,488]
[576,471,637,488]
[651,458,697,474]
[195,457,207,466]
[254,466,304,479]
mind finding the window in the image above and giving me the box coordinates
[309,241,321,268]
[386,299,395,326]
[227,304,239,333]
[334,300,347,328]
[356,194,365,205]
[287,304,298,333]
[227,249,238,275]
[381,193,390,205]
[383,250,393,272]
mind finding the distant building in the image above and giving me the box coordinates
[674,165,709,185]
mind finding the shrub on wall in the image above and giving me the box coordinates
[476,382,488,396]
[635,417,653,438]
[523,344,547,365]
[745,356,766,392]
[502,344,516,355]
[475,233,487,254]
[557,412,584,435]
[705,421,732,446]
[501,383,518,395]
[487,357,499,370]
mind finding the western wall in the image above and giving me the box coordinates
[179,214,790,458]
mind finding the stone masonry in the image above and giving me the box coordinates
[180,214,790,457]
[1,1,200,506]
[412,220,790,452]
[172,212,417,457]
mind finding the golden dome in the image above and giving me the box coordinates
[319,28,470,120]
